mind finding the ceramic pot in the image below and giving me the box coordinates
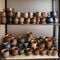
[47,50,53,56]
[16,12,21,18]
[18,48,24,54]
[54,18,59,23]
[24,12,28,18]
[3,42,11,50]
[36,12,41,18]
[11,46,18,56]
[40,18,46,24]
[6,8,14,12]
[26,18,30,24]
[1,49,9,57]
[33,47,39,55]
[46,17,54,23]
[41,12,47,18]
[14,17,19,24]
[29,12,33,18]
[1,12,6,17]
[32,18,36,24]
[1,17,7,24]
[24,42,29,48]
[25,48,32,55]
[40,49,46,55]
[19,17,24,24]
[36,18,40,24]
[47,40,53,48]
[31,39,37,48]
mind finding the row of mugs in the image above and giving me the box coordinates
[1,46,58,57]
[0,17,58,24]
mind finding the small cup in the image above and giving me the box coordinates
[26,18,30,24]
[25,48,32,56]
[14,17,19,24]
[11,46,18,56]
[29,12,33,18]
[1,17,7,24]
[1,49,9,57]
[19,17,24,24]
[24,12,28,18]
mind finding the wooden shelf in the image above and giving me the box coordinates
[5,54,59,59]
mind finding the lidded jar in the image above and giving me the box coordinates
[32,18,36,24]
[36,12,41,18]
[1,17,7,24]
[24,12,28,18]
[19,17,24,24]
[25,48,32,55]
[41,12,47,18]
[26,18,30,24]
[14,17,19,24]
[36,18,40,24]
[11,46,18,56]
[1,49,9,57]
[29,12,33,18]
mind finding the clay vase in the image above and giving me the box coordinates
[24,12,28,18]
[24,48,32,56]
[11,46,18,56]
[14,17,19,24]
[32,18,36,24]
[26,18,30,24]
[19,17,24,24]
[36,12,41,18]
[1,49,9,57]
[41,12,47,18]
[36,18,40,24]
[1,17,7,24]
[29,12,33,18]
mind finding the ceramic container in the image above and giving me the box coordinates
[14,17,19,24]
[36,12,41,18]
[19,17,24,24]
[24,12,28,18]
[16,12,21,18]
[11,46,18,56]
[6,8,14,12]
[26,18,30,24]
[32,18,36,24]
[36,18,40,24]
[1,17,7,24]
[24,48,32,55]
[1,49,9,57]
[41,12,47,18]
[29,12,33,18]
[1,12,6,17]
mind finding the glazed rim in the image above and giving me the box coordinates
[27,32,32,34]
[3,42,9,45]
[1,49,8,53]
[7,8,13,11]
[12,46,18,50]
[18,36,24,39]
[26,48,31,51]
[51,47,58,51]
[31,39,37,43]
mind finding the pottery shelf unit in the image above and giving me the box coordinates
[0,0,59,59]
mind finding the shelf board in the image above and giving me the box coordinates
[5,54,59,59]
